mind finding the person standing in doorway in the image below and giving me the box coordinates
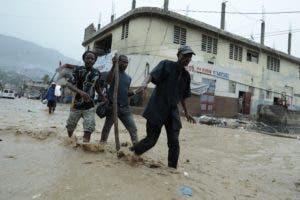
[66,51,104,143]
[239,95,244,114]
[100,55,140,146]
[130,46,196,169]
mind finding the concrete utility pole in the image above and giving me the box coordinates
[185,4,190,16]
[220,1,226,30]
[260,20,265,45]
[97,13,101,30]
[288,29,292,55]
[110,15,114,23]
[111,0,115,23]
[132,0,136,10]
[260,7,265,45]
[164,0,169,11]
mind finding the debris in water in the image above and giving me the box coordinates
[183,171,189,177]
[117,150,126,158]
[180,186,193,197]
[82,161,93,164]
[32,193,41,199]
[149,162,162,168]
[15,129,22,135]
[121,141,130,147]
[5,155,16,159]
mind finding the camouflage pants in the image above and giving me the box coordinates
[66,107,95,133]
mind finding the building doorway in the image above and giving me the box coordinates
[200,78,216,114]
[238,91,252,114]
[273,97,279,105]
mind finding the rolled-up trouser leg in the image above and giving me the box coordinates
[133,120,161,155]
[66,108,82,133]
[165,117,180,169]
[100,112,114,142]
[82,108,96,133]
[119,112,138,145]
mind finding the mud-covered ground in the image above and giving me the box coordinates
[0,98,299,200]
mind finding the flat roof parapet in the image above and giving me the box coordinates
[82,7,300,64]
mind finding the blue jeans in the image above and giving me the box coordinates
[100,105,138,145]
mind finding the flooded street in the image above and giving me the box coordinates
[0,98,300,200]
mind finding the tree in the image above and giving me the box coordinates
[42,74,50,84]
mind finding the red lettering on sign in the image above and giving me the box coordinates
[201,68,211,74]
[196,67,202,73]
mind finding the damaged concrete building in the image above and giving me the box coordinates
[82,2,300,118]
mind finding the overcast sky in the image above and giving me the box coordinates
[1,0,299,60]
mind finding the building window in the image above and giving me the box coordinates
[121,21,129,39]
[201,34,218,54]
[173,25,186,45]
[228,81,236,93]
[267,55,280,72]
[266,90,272,99]
[229,44,243,61]
[247,50,259,63]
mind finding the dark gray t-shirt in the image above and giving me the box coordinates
[108,71,132,107]
[143,60,191,129]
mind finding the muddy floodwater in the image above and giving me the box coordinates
[0,98,300,200]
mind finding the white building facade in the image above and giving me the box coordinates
[82,7,300,117]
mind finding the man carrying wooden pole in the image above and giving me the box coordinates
[113,53,120,150]
[100,54,140,150]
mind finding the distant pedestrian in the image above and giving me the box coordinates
[100,55,141,145]
[130,46,196,169]
[45,82,57,114]
[65,51,104,142]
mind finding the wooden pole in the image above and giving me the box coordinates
[113,53,120,151]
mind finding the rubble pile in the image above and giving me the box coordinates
[196,115,300,138]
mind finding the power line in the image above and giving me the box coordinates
[174,9,300,15]
[250,30,300,39]
[244,29,300,37]
[227,1,260,22]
